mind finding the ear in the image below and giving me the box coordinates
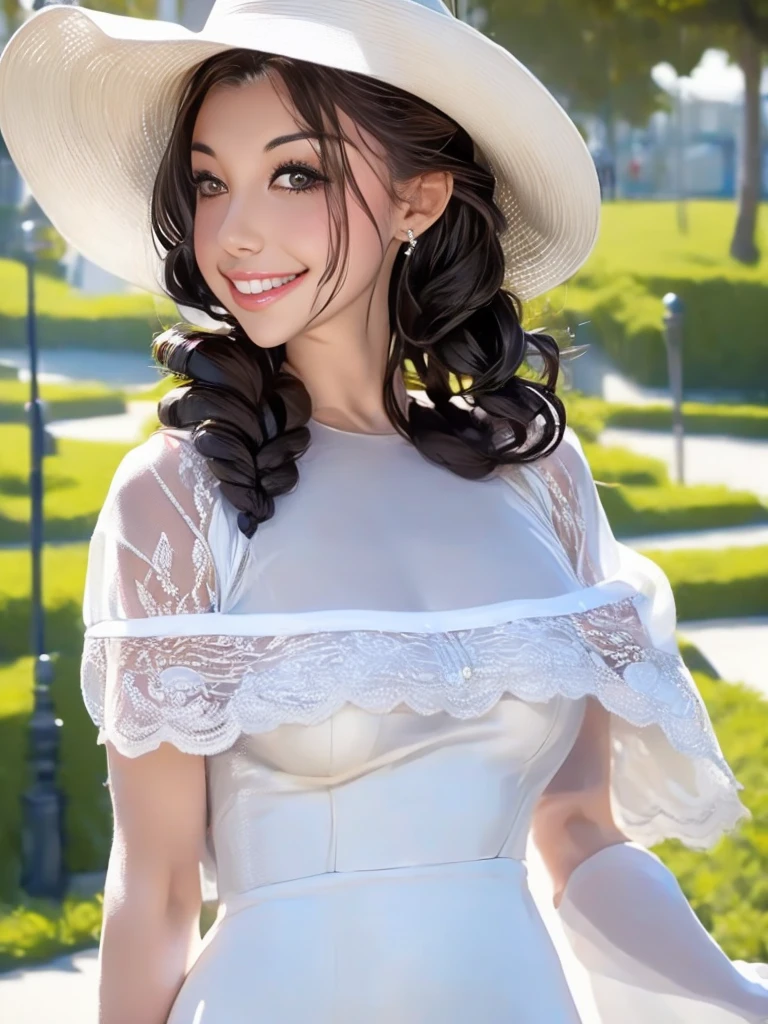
[396,170,454,244]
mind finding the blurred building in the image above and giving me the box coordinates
[590,62,768,201]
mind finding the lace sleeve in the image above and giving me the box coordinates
[80,428,221,755]
[529,427,750,849]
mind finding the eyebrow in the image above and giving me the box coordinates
[190,131,326,159]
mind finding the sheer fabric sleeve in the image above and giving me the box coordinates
[80,428,223,758]
[530,426,750,849]
[527,429,768,1022]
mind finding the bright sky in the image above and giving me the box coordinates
[654,49,768,102]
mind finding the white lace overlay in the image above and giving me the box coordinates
[80,425,751,850]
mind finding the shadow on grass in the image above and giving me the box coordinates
[0,516,95,547]
[0,472,82,498]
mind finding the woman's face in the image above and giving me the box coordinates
[191,72,400,349]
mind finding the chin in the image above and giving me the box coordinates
[236,321,303,351]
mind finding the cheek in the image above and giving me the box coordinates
[193,204,219,271]
[276,194,329,260]
[343,197,391,278]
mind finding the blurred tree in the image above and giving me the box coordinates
[603,0,768,261]
[485,3,697,126]
[483,1,704,203]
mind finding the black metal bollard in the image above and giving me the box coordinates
[662,293,686,486]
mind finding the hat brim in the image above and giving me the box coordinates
[0,0,600,301]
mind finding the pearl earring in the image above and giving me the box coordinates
[404,228,418,257]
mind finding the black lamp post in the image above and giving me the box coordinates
[19,216,68,900]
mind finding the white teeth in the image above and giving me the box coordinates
[232,274,298,296]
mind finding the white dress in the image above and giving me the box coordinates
[79,416,768,1023]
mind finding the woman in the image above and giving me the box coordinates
[0,1,766,1022]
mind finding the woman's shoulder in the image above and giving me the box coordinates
[102,426,219,518]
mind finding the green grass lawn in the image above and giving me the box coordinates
[528,201,768,395]
[0,426,131,544]
[0,257,177,350]
[0,544,110,902]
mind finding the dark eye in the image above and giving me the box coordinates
[271,162,326,193]
[192,172,225,198]
[274,169,309,190]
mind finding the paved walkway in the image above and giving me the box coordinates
[676,617,768,699]
[624,522,768,551]
[47,400,157,444]
[600,427,768,501]
[0,948,98,1023]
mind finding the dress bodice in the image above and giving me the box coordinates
[206,693,586,898]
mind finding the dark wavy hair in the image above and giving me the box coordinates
[150,49,566,538]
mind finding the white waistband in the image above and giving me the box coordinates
[218,856,528,920]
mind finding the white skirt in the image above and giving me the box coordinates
[167,857,583,1023]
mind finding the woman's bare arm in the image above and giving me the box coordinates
[98,739,207,1024]
[532,698,768,1021]
[531,696,628,906]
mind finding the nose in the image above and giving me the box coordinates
[216,196,265,257]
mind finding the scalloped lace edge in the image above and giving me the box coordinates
[85,678,749,848]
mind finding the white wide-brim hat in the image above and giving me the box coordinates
[0,0,600,301]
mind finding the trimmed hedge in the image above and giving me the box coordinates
[603,401,768,440]
[639,545,768,621]
[583,441,669,486]
[563,391,768,443]
[599,480,768,537]
[560,201,768,397]
[0,380,126,424]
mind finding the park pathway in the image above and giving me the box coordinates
[601,427,768,501]
[0,949,98,1023]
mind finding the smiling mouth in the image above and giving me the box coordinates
[225,269,309,310]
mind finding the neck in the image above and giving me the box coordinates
[282,270,408,433]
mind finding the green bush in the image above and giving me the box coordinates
[603,401,768,439]
[639,545,768,621]
[558,201,768,396]
[0,380,126,424]
[0,258,176,352]
[600,480,768,538]
[561,392,609,443]
[0,426,130,544]
[0,895,103,973]
[583,441,669,486]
